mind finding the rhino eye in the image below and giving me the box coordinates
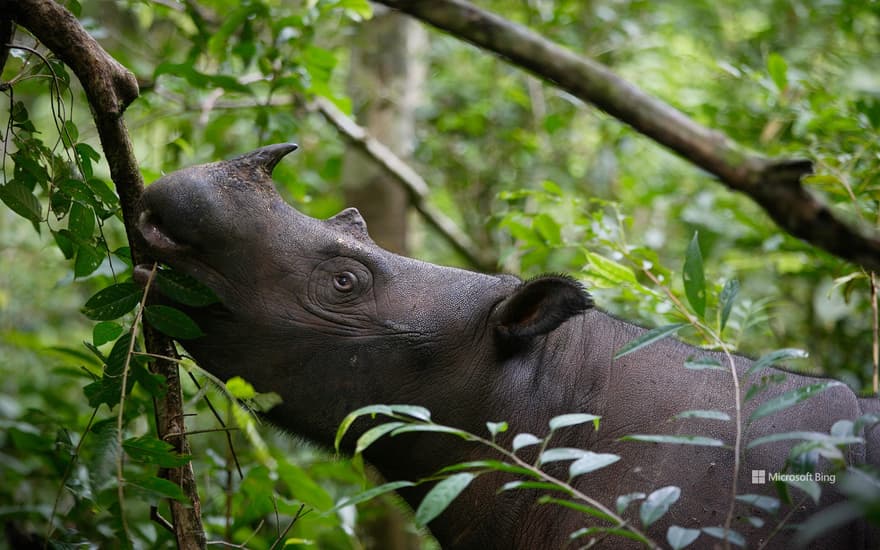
[333,272,356,293]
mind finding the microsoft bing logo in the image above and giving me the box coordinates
[752,470,766,484]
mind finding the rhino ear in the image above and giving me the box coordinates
[493,275,593,343]
[327,207,373,242]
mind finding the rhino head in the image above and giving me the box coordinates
[136,144,592,455]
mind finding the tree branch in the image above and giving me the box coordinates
[376,0,880,272]
[7,2,205,548]
[313,97,497,271]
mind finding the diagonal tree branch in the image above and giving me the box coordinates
[376,0,880,273]
[313,98,497,271]
[5,1,205,548]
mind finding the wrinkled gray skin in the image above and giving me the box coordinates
[137,144,880,549]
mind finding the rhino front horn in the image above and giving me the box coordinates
[229,143,298,175]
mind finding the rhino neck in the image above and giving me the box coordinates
[364,309,619,549]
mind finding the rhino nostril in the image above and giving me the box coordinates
[139,208,187,252]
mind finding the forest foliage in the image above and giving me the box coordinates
[2,0,880,548]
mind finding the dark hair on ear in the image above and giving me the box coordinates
[494,274,594,342]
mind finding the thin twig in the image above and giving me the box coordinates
[114,263,158,540]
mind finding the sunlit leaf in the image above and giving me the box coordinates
[767,53,788,91]
[703,527,745,547]
[355,422,404,454]
[736,493,780,514]
[614,323,687,359]
[749,381,843,423]
[640,486,680,527]
[513,433,542,452]
[616,492,645,515]
[549,413,600,432]
[621,434,725,447]
[745,348,809,377]
[684,357,725,371]
[415,473,475,526]
[672,410,730,421]
[667,525,701,549]
[569,452,620,478]
[539,448,587,464]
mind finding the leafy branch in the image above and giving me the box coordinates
[335,405,662,548]
[4,1,204,546]
[376,0,880,273]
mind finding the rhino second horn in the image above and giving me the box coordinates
[229,143,299,175]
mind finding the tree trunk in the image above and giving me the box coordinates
[341,8,428,254]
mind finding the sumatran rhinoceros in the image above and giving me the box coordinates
[136,144,880,549]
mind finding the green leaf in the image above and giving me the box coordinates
[512,433,542,452]
[537,496,617,523]
[539,448,587,464]
[86,420,119,491]
[682,232,706,318]
[672,410,730,421]
[667,525,701,549]
[747,431,862,450]
[82,283,142,320]
[331,480,416,513]
[793,501,862,547]
[127,474,189,503]
[616,492,645,515]
[779,477,822,504]
[68,201,95,240]
[74,243,104,278]
[533,213,562,246]
[355,422,404,454]
[335,405,431,451]
[415,473,475,526]
[338,0,373,19]
[569,452,620,478]
[277,461,334,511]
[719,279,739,332]
[123,435,191,467]
[438,460,539,478]
[749,381,843,423]
[155,269,219,307]
[614,323,688,359]
[745,348,809,377]
[144,305,204,339]
[486,421,508,437]
[736,493,780,514]
[621,434,725,447]
[60,119,79,148]
[549,413,601,432]
[640,486,680,527]
[569,527,651,545]
[0,180,42,224]
[93,321,124,346]
[684,357,726,371]
[391,424,472,438]
[583,251,639,286]
[767,53,788,91]
[500,481,572,495]
[226,376,256,399]
[702,526,746,547]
